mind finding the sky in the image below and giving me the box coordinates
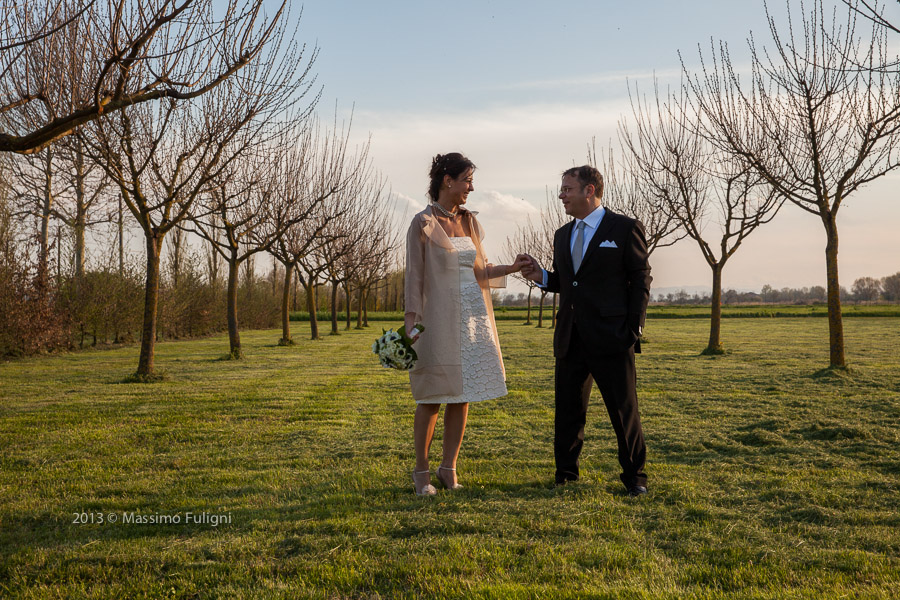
[260,0,900,295]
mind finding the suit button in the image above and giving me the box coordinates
[573,281,578,287]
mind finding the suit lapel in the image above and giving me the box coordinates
[579,209,617,271]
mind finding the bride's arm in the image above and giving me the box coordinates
[404,218,425,340]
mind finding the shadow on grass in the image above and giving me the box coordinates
[119,371,170,384]
[810,364,859,381]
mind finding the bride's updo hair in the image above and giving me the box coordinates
[428,152,475,202]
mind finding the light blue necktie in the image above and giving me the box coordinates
[572,221,586,273]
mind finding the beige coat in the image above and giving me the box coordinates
[405,206,507,400]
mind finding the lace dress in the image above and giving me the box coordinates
[420,236,507,404]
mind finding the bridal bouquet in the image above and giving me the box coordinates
[372,324,424,370]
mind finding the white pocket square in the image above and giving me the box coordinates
[599,240,618,248]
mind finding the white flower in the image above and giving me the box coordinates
[371,327,419,371]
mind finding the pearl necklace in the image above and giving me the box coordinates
[431,202,459,218]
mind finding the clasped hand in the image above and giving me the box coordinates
[514,253,542,282]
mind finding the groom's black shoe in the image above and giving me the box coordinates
[626,485,648,497]
[555,475,578,487]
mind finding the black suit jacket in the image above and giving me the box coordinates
[545,209,652,359]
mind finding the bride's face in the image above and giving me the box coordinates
[445,168,475,206]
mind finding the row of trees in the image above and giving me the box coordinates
[505,0,900,368]
[494,272,900,307]
[647,273,900,305]
[1,1,402,375]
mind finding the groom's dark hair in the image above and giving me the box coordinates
[563,165,604,199]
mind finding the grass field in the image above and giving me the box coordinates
[1,318,899,598]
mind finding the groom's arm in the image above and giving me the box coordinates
[541,233,562,294]
[624,220,652,336]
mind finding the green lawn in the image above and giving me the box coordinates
[1,319,898,599]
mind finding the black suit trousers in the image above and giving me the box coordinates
[554,328,647,487]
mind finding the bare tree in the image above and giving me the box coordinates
[532,190,565,328]
[504,216,541,325]
[83,11,314,378]
[686,0,900,367]
[1,1,292,155]
[342,185,396,330]
[187,120,351,358]
[622,80,783,354]
[588,138,683,254]
[840,0,899,34]
[268,118,375,344]
[6,148,68,288]
[60,135,112,282]
[317,187,367,336]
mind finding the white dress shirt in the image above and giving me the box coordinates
[539,206,605,287]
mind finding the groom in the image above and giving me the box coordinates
[520,165,652,496]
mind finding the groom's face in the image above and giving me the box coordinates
[559,175,595,220]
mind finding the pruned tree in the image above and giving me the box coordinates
[504,215,541,325]
[840,0,899,34]
[342,185,396,330]
[183,151,283,358]
[588,138,683,254]
[621,80,783,354]
[317,185,368,336]
[533,189,565,328]
[186,117,359,358]
[10,135,112,287]
[6,147,69,289]
[1,0,292,155]
[83,6,314,378]
[268,118,376,344]
[686,0,900,367]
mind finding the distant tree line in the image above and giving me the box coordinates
[638,272,900,305]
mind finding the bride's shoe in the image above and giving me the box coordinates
[413,470,437,496]
[436,465,463,491]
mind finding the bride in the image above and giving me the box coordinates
[404,152,529,496]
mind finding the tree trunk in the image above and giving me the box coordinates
[136,233,163,377]
[345,282,352,330]
[73,149,87,283]
[330,280,339,335]
[824,215,845,367]
[38,183,52,292]
[537,290,546,328]
[280,262,293,344]
[525,287,533,324]
[305,280,319,340]
[74,205,86,282]
[705,263,724,354]
[226,256,242,358]
[356,287,369,329]
[272,254,278,295]
[356,285,364,329]
[118,194,125,276]
[292,267,299,312]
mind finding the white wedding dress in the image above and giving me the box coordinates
[423,236,507,404]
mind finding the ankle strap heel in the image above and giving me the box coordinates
[413,469,437,496]
[436,465,463,491]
